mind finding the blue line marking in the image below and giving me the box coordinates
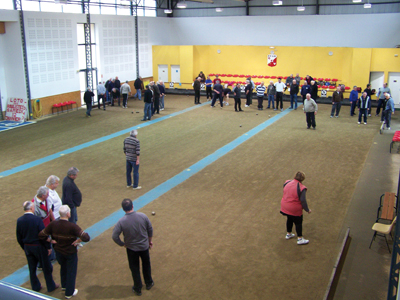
[2,108,292,286]
[0,102,209,178]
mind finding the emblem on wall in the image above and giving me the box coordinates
[169,82,174,88]
[321,90,327,97]
[268,54,277,67]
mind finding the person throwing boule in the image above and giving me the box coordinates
[280,171,312,245]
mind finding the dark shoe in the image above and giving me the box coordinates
[49,284,60,292]
[199,102,201,104]
[132,287,142,296]
[313,127,316,130]
[307,127,310,129]
[146,282,154,290]
[141,119,146,121]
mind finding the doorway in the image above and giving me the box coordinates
[158,65,168,83]
[388,72,400,107]
[369,72,384,99]
[171,65,180,83]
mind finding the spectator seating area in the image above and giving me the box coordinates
[390,131,400,153]
[207,73,347,89]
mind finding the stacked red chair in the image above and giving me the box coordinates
[390,131,400,153]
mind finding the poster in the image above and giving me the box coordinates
[268,54,277,67]
[5,98,28,122]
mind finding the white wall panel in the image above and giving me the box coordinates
[24,11,85,99]
[91,14,136,83]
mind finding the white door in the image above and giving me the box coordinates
[171,65,180,83]
[158,64,168,83]
[369,72,384,99]
[388,72,400,108]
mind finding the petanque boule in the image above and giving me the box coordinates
[152,212,156,215]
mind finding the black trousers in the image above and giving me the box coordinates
[276,92,283,109]
[194,90,200,104]
[376,99,384,115]
[122,94,128,107]
[234,98,242,111]
[56,251,78,297]
[285,214,303,236]
[153,96,160,114]
[25,244,56,292]
[257,96,264,109]
[306,112,316,128]
[211,93,223,107]
[206,87,212,99]
[246,93,252,106]
[127,248,153,292]
[97,94,106,109]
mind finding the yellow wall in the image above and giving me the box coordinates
[153,45,400,96]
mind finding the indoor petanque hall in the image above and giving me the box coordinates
[1,1,400,300]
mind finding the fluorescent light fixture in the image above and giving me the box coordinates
[297,6,305,11]
[164,9,173,13]
[352,0,362,2]
[177,1,187,8]
[216,7,223,12]
[273,0,282,5]
[364,3,372,8]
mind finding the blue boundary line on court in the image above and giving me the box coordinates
[0,102,209,179]
[2,108,293,286]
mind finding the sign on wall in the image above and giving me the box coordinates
[5,98,28,122]
[268,54,277,67]
[321,90,327,97]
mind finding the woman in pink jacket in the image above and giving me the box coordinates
[280,171,312,245]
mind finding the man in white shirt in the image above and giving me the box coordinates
[46,175,62,220]
[274,78,286,111]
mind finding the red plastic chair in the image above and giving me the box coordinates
[239,74,245,77]
[284,76,288,79]
[332,78,338,82]
[300,77,304,80]
[233,74,238,77]
[271,76,277,79]
[52,103,63,115]
[264,76,270,79]
[318,85,321,88]
[329,86,336,89]
[322,85,328,89]
[227,74,232,77]
[68,100,78,111]
[318,78,324,81]
[257,75,263,79]
[209,73,215,76]
[221,74,226,77]
[325,78,331,81]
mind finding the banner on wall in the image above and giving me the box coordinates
[268,54,277,67]
[5,98,28,122]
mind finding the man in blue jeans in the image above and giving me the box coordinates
[124,130,141,190]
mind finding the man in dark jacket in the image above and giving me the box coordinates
[134,77,144,100]
[331,86,344,118]
[290,80,299,110]
[83,88,94,117]
[211,80,224,108]
[141,85,153,121]
[310,80,318,101]
[151,81,160,114]
[17,201,59,292]
[300,80,311,102]
[62,167,82,224]
[193,77,201,105]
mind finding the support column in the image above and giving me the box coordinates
[82,0,93,91]
[131,1,140,78]
[13,0,32,120]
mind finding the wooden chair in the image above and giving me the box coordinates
[377,192,397,222]
[369,216,397,253]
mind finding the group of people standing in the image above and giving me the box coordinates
[16,168,89,299]
[141,80,166,121]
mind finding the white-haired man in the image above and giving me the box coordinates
[39,205,90,299]
[124,130,141,189]
[62,167,82,224]
[121,80,131,109]
[17,201,59,293]
[46,175,62,220]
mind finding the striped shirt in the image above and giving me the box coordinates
[256,85,266,97]
[124,136,140,162]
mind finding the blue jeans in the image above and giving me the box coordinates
[85,101,92,116]
[268,95,275,108]
[69,206,77,224]
[106,91,111,103]
[350,101,357,116]
[126,160,139,188]
[160,95,165,109]
[384,109,392,128]
[135,89,142,100]
[56,251,78,298]
[144,102,152,120]
[290,94,298,109]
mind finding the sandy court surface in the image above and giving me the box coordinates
[1,96,381,299]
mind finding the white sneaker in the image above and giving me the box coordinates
[127,186,131,188]
[132,186,142,190]
[364,122,367,125]
[65,289,78,299]
[225,103,229,106]
[245,105,249,107]
[297,238,309,245]
[368,114,371,117]
[388,127,391,130]
[357,122,360,124]
[285,233,295,240]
